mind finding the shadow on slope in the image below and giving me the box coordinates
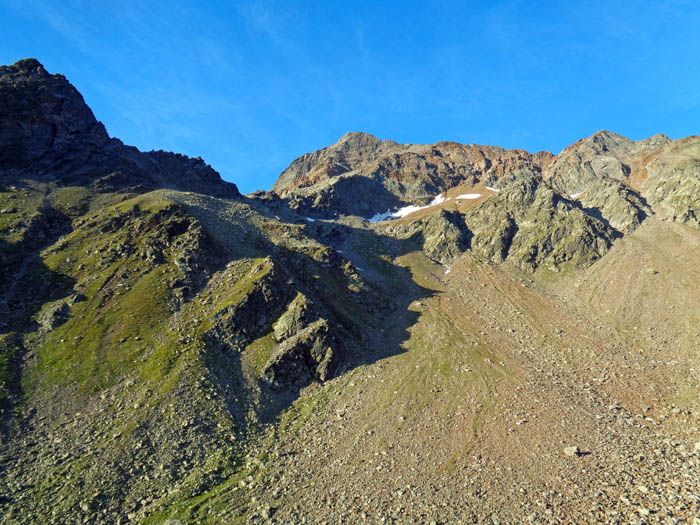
[198,208,436,429]
[0,228,76,434]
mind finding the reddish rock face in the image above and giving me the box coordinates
[273,130,554,202]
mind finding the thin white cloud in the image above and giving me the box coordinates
[7,0,93,52]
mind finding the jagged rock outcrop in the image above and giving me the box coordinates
[273,292,318,342]
[205,259,295,351]
[263,318,344,388]
[0,58,110,171]
[465,175,615,271]
[642,136,700,228]
[542,131,667,234]
[273,132,407,192]
[545,131,640,191]
[390,209,471,264]
[0,59,239,198]
[573,178,649,234]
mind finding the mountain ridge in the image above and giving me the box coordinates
[1,58,700,524]
[0,58,239,198]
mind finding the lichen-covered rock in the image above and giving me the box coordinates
[273,292,318,342]
[420,210,471,264]
[390,209,471,264]
[263,319,343,388]
[570,178,649,234]
[643,140,700,228]
[37,301,70,332]
[465,175,615,271]
[471,216,517,263]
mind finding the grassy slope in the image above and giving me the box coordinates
[1,189,265,522]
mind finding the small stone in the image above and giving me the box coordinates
[564,446,580,457]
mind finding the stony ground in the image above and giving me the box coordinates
[237,219,700,524]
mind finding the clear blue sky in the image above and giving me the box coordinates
[2,1,699,193]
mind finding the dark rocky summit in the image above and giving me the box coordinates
[2,59,700,524]
[0,58,239,197]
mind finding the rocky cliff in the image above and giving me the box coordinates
[0,59,239,198]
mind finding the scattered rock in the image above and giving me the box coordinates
[564,446,580,457]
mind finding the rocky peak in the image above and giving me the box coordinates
[0,58,110,170]
[587,130,634,152]
[0,58,50,78]
[638,133,671,149]
[0,58,239,198]
[335,131,387,150]
[273,132,554,217]
[272,131,408,194]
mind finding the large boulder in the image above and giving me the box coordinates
[263,319,343,389]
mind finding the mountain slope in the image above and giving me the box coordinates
[1,59,699,524]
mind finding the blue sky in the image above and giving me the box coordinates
[2,1,699,193]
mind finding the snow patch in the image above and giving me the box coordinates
[485,186,501,192]
[305,217,316,222]
[444,266,451,275]
[569,192,583,199]
[368,209,394,223]
[456,193,482,200]
[392,204,426,218]
[429,194,448,206]
[367,194,449,222]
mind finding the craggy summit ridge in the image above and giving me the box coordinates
[272,131,555,219]
[270,127,700,272]
[2,59,700,523]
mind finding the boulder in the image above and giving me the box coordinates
[263,319,343,389]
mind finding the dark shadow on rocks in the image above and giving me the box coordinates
[0,209,76,434]
[572,203,624,239]
[279,176,407,220]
